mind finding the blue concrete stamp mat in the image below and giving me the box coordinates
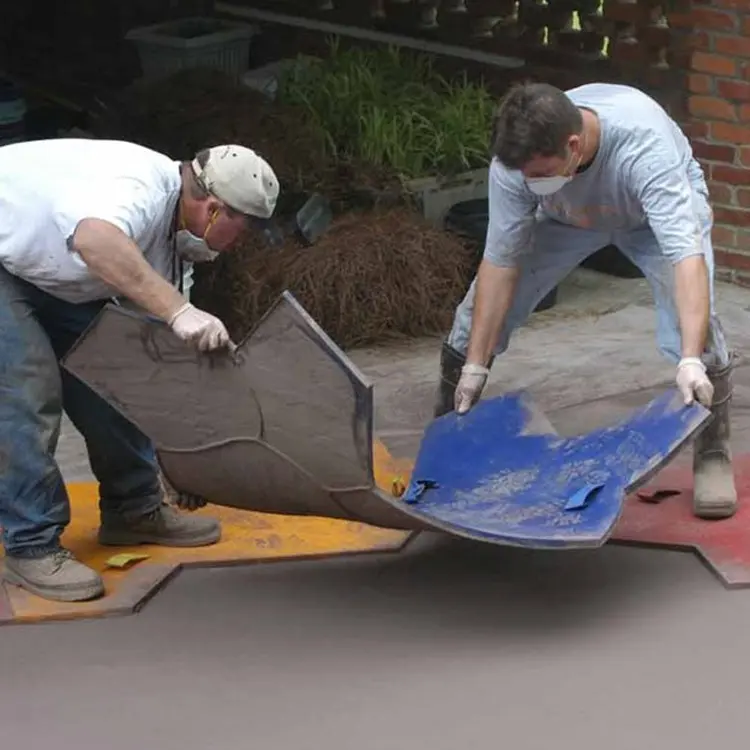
[403,390,710,549]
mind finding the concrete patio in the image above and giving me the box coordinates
[6,266,750,750]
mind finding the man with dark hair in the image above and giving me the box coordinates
[0,138,279,602]
[435,81,736,521]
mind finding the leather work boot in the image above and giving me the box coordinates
[98,503,221,547]
[3,549,105,602]
[433,340,494,418]
[693,358,738,519]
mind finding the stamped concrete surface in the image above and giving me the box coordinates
[7,267,750,750]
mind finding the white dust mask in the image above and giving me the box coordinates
[525,174,572,196]
[525,142,583,197]
[175,229,219,263]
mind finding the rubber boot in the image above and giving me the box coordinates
[433,341,494,418]
[693,358,738,519]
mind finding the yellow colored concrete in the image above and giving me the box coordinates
[0,444,415,625]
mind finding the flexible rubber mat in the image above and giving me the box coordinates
[405,390,710,547]
[61,293,709,549]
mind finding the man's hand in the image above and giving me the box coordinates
[168,303,233,352]
[455,363,490,414]
[676,357,714,407]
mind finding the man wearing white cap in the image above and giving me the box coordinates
[0,138,279,602]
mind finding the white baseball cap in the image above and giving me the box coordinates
[191,144,279,219]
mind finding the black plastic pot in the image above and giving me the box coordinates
[581,245,644,279]
[444,199,559,314]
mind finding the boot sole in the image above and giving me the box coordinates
[97,528,222,548]
[693,503,737,520]
[2,567,105,603]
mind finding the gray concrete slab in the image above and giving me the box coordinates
[1,536,749,750]
[20,268,750,750]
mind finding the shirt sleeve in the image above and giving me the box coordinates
[483,159,538,267]
[627,131,705,264]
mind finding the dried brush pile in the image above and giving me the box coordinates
[192,208,476,350]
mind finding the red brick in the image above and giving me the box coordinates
[693,52,737,76]
[712,164,750,185]
[737,229,750,250]
[737,187,750,208]
[688,8,739,30]
[714,206,750,226]
[714,0,750,8]
[689,95,736,121]
[717,79,750,101]
[739,146,750,166]
[744,16,750,36]
[686,31,712,52]
[715,36,750,59]
[709,181,735,204]
[710,121,750,144]
[692,140,736,162]
[685,121,710,139]
[740,103,750,121]
[688,73,712,94]
[715,250,750,272]
[713,225,738,248]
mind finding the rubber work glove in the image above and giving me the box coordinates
[676,357,714,407]
[168,302,233,352]
[455,362,490,415]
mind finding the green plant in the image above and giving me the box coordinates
[277,37,495,180]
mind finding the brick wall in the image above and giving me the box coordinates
[680,1,750,285]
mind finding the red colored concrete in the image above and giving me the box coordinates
[613,453,750,588]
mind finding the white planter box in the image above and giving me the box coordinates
[126,16,258,82]
[405,166,489,226]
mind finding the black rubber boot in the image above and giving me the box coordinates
[433,341,494,418]
[693,357,738,519]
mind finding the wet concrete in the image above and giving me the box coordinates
[21,267,750,750]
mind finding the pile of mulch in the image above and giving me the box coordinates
[93,67,404,210]
[192,207,476,350]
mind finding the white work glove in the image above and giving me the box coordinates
[676,357,714,407]
[455,363,490,415]
[168,302,233,352]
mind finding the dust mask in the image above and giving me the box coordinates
[526,174,572,196]
[525,139,584,197]
[175,230,219,262]
[175,208,219,263]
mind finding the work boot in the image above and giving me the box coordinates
[433,340,494,418]
[693,358,738,519]
[98,503,221,547]
[3,549,105,602]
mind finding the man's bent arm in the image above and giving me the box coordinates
[674,255,709,359]
[465,260,520,366]
[628,134,711,360]
[464,160,536,365]
[72,218,185,321]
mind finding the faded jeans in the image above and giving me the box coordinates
[0,266,162,558]
[448,210,730,369]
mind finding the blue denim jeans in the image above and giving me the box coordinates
[0,266,162,558]
[448,200,730,369]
